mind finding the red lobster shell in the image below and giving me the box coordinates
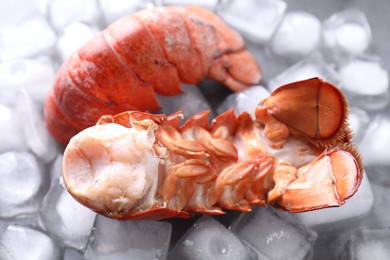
[44,6,262,145]
[62,78,363,220]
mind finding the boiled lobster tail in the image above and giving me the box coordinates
[44,6,262,145]
[62,78,363,221]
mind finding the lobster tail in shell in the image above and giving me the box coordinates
[44,6,262,145]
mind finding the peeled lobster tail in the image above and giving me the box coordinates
[44,6,262,145]
[62,78,363,221]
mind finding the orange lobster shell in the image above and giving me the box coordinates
[44,6,261,145]
[62,78,363,221]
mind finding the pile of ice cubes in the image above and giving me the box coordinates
[1,0,389,259]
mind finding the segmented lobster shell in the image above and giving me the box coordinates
[44,6,262,145]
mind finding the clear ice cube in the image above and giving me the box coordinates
[0,16,56,61]
[295,174,373,231]
[270,11,321,59]
[0,0,41,27]
[359,115,390,166]
[348,107,370,143]
[0,56,56,105]
[338,56,389,110]
[267,53,339,91]
[99,0,154,24]
[230,207,317,260]
[16,89,59,163]
[157,84,214,121]
[323,8,371,59]
[217,0,287,43]
[0,225,61,260]
[57,22,98,62]
[362,183,390,228]
[49,0,101,32]
[169,215,254,260]
[0,104,28,153]
[0,152,45,218]
[217,85,270,117]
[64,248,84,260]
[84,215,172,260]
[159,0,218,10]
[39,179,96,251]
[349,228,390,260]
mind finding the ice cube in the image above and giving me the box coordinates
[99,0,154,25]
[312,228,355,260]
[84,215,172,260]
[349,228,390,260]
[246,42,291,83]
[169,215,254,260]
[49,154,63,186]
[0,105,28,153]
[338,57,389,110]
[57,22,98,62]
[0,16,56,61]
[362,183,390,228]
[16,89,59,163]
[33,0,52,16]
[217,85,270,117]
[64,248,84,260]
[295,174,373,231]
[159,0,218,10]
[39,179,96,251]
[0,225,60,260]
[157,84,214,121]
[230,207,317,260]
[323,9,371,58]
[359,116,390,166]
[217,0,287,43]
[267,53,339,91]
[270,11,321,59]
[348,107,370,142]
[49,0,101,32]
[0,56,56,105]
[0,152,45,218]
[0,0,41,27]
